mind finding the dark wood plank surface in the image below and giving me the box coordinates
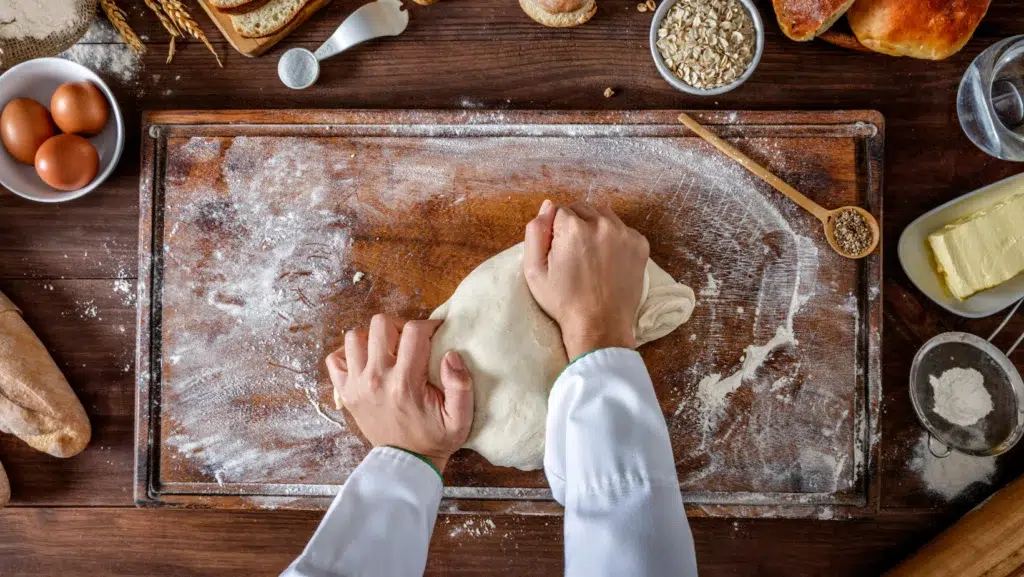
[1,0,1023,573]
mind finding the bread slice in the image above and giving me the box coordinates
[208,0,273,15]
[230,0,309,38]
[772,0,855,41]
[848,0,991,60]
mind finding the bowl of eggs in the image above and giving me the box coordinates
[0,58,124,203]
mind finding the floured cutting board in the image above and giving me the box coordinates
[135,110,884,518]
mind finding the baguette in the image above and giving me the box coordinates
[230,0,309,38]
[0,459,9,508]
[0,291,90,458]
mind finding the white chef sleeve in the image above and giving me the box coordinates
[281,446,442,577]
[545,347,698,577]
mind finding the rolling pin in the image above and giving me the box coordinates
[886,474,1024,577]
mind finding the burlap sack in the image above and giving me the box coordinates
[0,291,91,459]
[0,0,97,70]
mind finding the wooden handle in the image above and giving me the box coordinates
[677,113,831,223]
[886,474,1024,577]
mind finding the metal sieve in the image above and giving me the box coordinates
[909,298,1024,458]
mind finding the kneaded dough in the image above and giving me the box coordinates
[428,242,695,470]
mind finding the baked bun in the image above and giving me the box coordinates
[848,0,991,60]
[773,0,855,41]
[519,0,596,27]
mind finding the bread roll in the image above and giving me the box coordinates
[848,0,991,60]
[519,0,596,27]
[0,459,9,508]
[0,291,90,458]
[772,0,855,41]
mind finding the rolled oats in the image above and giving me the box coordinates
[655,0,756,90]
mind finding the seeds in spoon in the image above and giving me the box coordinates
[833,209,874,256]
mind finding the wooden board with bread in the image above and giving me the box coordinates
[197,0,334,57]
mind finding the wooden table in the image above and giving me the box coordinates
[0,1,1022,574]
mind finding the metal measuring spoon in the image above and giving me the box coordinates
[677,113,880,259]
[278,0,409,90]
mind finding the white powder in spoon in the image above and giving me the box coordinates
[930,367,993,426]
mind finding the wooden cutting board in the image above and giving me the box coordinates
[135,109,884,518]
[197,0,333,57]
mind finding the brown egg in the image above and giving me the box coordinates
[34,134,100,191]
[50,81,110,136]
[0,98,58,165]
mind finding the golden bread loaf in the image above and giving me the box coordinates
[847,0,991,60]
[773,0,855,41]
[0,291,90,458]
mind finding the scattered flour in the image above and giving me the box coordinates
[910,433,996,500]
[113,278,135,306]
[60,43,141,84]
[930,367,993,427]
[699,272,720,297]
[448,518,497,538]
[0,0,83,40]
[352,271,365,284]
[160,136,367,486]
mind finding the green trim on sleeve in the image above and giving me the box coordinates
[558,349,601,378]
[386,446,443,482]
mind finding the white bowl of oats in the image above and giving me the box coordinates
[650,0,764,95]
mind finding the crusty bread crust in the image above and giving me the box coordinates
[0,292,91,459]
[209,0,274,15]
[0,460,9,508]
[773,0,855,42]
[848,0,991,60]
[519,0,596,27]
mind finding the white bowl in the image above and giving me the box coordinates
[649,0,764,96]
[898,171,1024,318]
[0,57,125,203]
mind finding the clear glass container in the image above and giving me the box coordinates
[958,35,1024,161]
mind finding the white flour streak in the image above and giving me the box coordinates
[161,136,365,486]
[911,433,996,500]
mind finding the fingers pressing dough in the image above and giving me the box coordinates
[0,291,91,458]
[427,243,694,470]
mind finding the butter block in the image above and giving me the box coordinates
[928,191,1024,300]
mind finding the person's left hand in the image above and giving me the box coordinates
[326,314,474,473]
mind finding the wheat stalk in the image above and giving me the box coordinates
[98,0,146,54]
[159,0,223,68]
[143,0,181,63]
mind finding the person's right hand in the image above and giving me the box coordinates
[523,200,650,360]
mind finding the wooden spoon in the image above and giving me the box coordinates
[678,112,880,260]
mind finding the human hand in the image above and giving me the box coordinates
[523,200,650,360]
[326,314,474,473]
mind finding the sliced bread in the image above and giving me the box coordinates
[208,0,273,15]
[230,0,309,38]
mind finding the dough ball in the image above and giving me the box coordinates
[428,242,695,470]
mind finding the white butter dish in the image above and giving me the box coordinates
[898,171,1024,318]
